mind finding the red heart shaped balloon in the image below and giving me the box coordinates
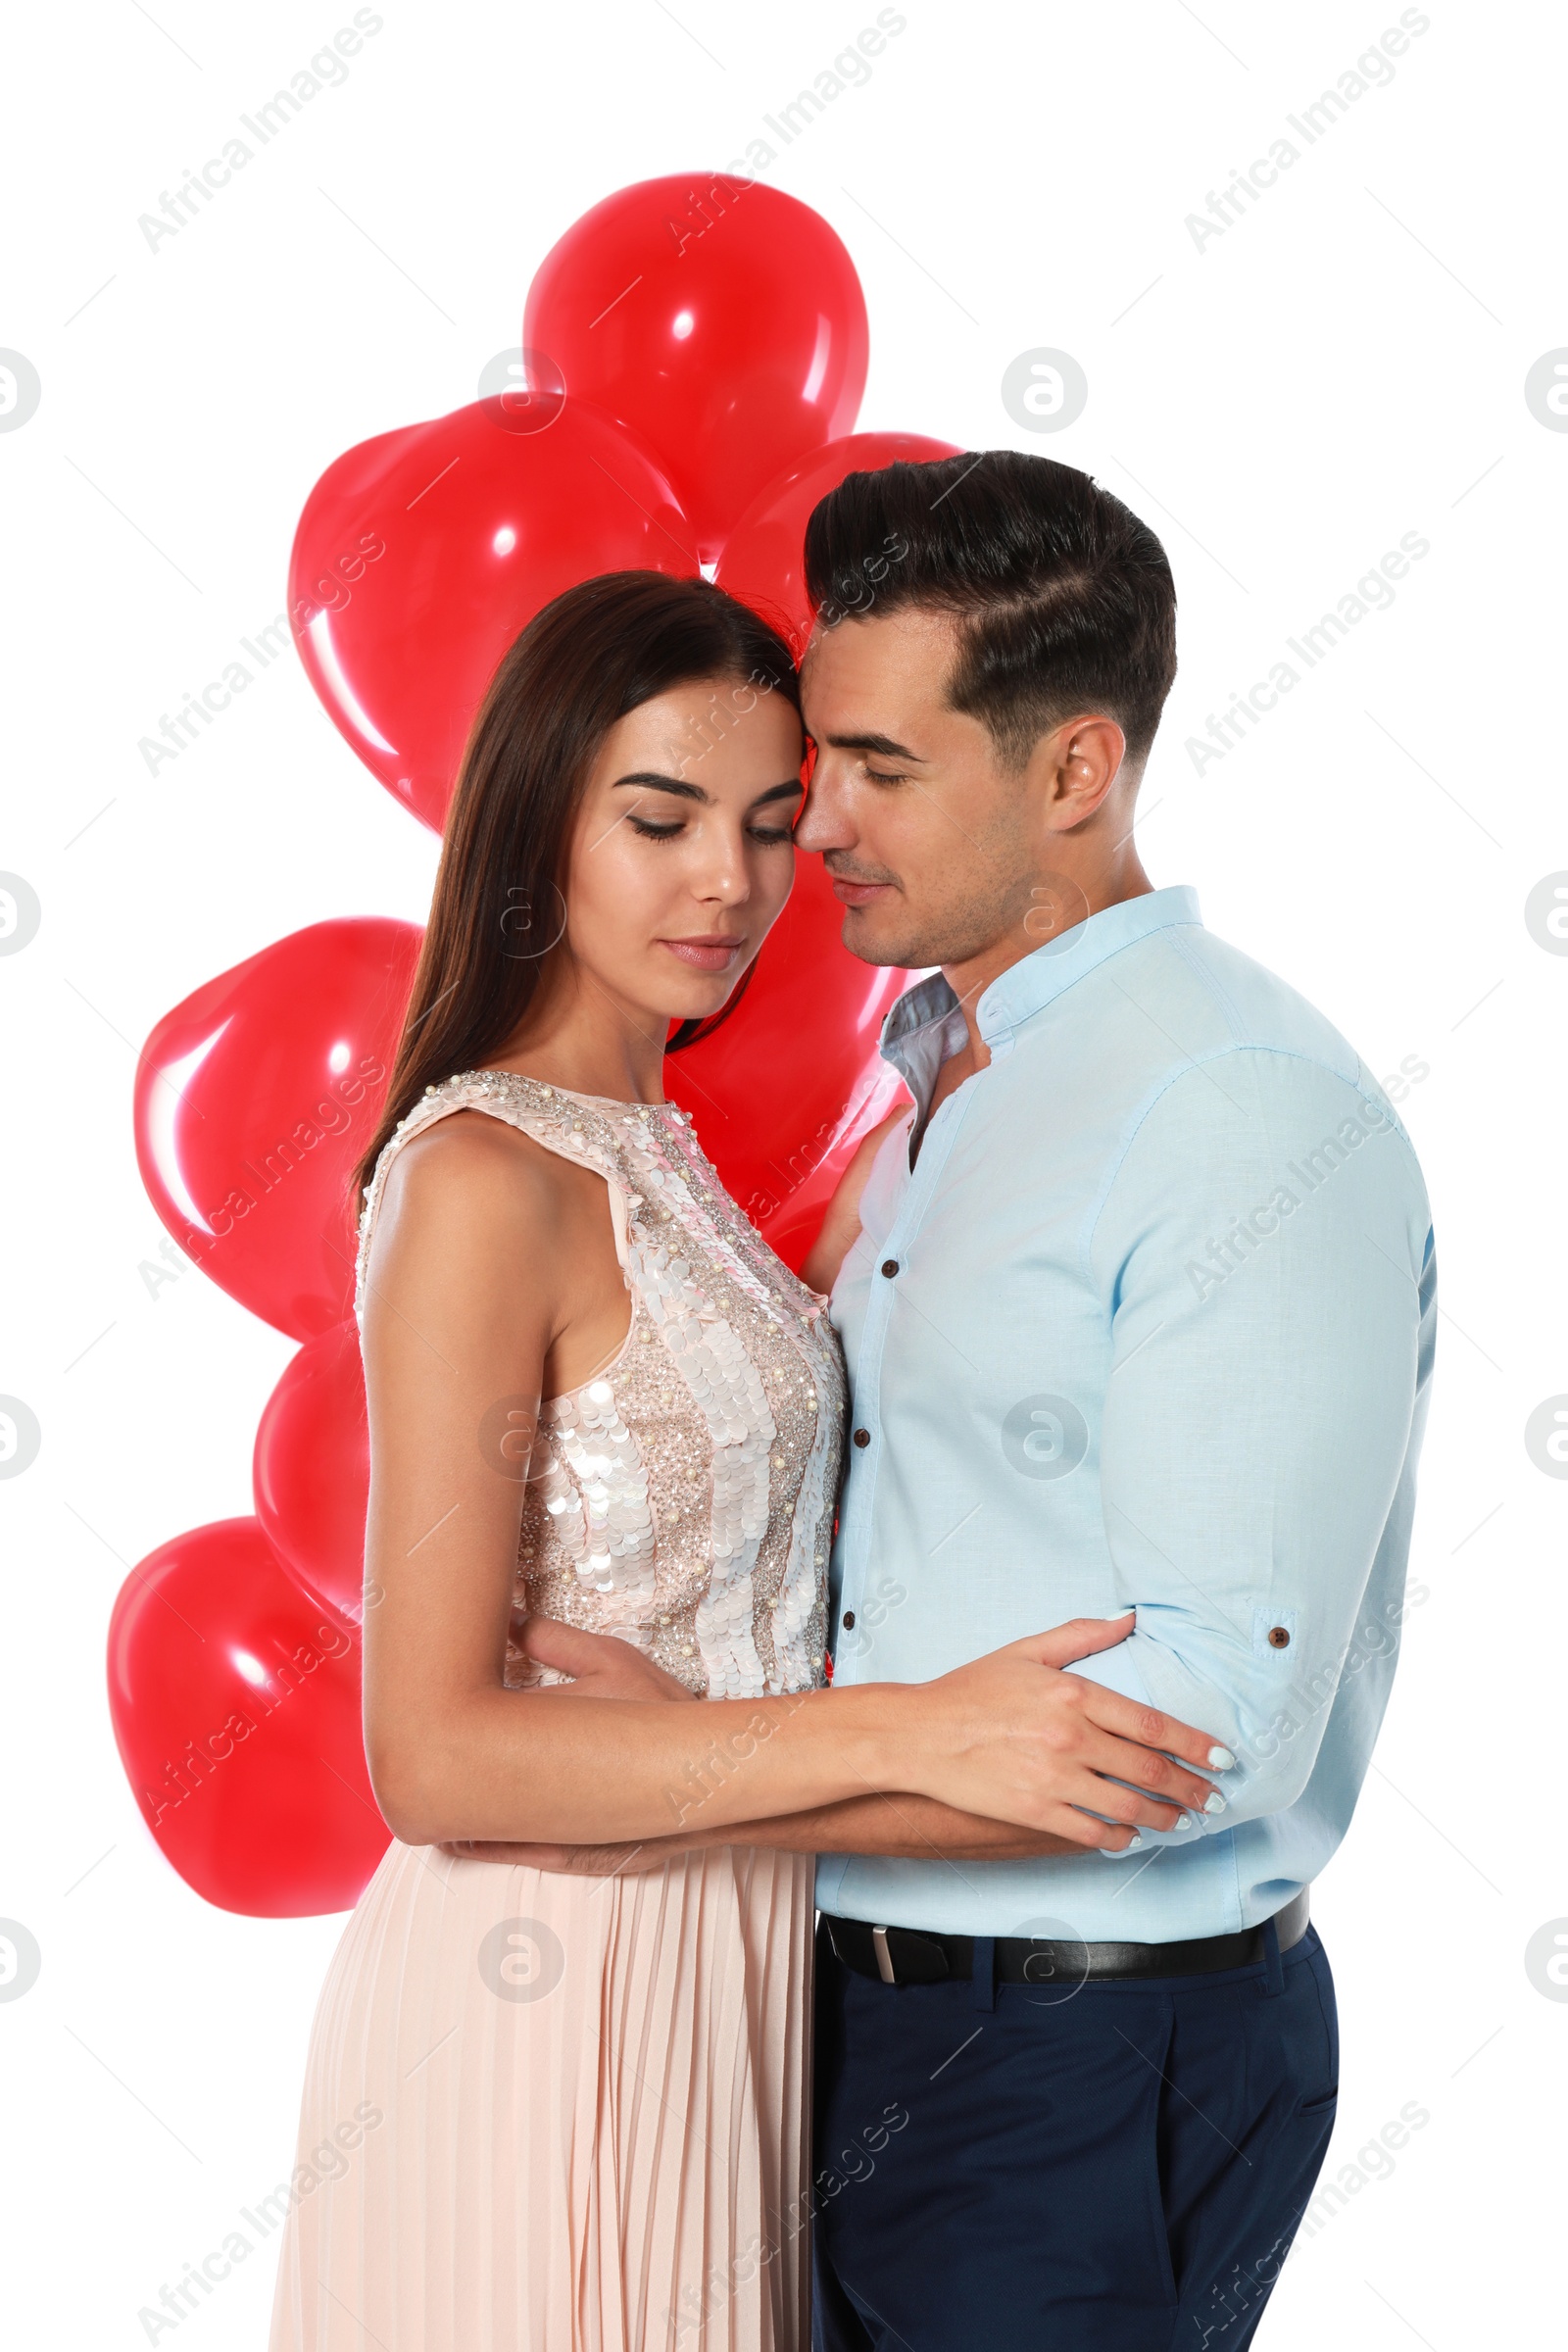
[135,917,420,1342]
[714,429,963,655]
[289,397,698,831]
[106,1517,390,1918]
[525,174,868,563]
[254,1320,370,1627]
[664,854,908,1267]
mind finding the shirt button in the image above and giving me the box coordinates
[1267,1625,1291,1649]
[842,1611,857,1630]
[880,1258,900,1278]
[853,1428,870,1448]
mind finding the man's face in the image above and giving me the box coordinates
[796,607,1044,972]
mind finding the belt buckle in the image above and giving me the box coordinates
[870,1925,898,1984]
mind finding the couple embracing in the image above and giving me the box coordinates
[269,451,1434,2351]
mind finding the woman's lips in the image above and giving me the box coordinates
[659,936,745,971]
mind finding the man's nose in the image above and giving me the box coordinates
[795,767,852,853]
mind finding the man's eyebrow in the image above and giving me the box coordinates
[612,771,710,803]
[823,730,927,762]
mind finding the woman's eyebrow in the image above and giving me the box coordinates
[612,771,710,803]
[611,773,805,808]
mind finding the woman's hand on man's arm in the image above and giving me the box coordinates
[437,1619,1169,1874]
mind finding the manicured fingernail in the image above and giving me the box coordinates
[1122,1832,1144,1850]
[1203,1790,1228,1815]
[1174,1812,1193,1831]
[1207,1744,1237,1770]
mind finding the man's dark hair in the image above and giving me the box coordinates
[803,450,1177,769]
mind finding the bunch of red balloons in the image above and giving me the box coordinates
[110,173,956,1917]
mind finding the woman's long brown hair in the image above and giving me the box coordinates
[353,569,802,1208]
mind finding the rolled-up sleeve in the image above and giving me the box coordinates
[1067,1048,1436,1825]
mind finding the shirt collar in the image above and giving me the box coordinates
[881,884,1203,1111]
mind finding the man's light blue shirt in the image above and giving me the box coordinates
[818,885,1436,1941]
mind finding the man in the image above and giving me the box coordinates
[788,451,1435,2349]
[466,452,1434,2345]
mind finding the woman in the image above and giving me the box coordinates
[269,571,1223,2351]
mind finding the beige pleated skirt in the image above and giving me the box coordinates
[267,1839,814,2352]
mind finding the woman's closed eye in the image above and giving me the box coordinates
[626,813,796,845]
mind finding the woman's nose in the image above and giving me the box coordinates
[691,829,751,902]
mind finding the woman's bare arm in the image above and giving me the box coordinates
[800,1104,910,1297]
[361,1117,1229,1849]
[442,1625,1095,1869]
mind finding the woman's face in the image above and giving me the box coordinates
[559,670,805,1023]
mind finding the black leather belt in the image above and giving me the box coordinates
[823,1887,1310,1987]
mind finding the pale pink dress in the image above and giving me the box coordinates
[268,1071,845,2352]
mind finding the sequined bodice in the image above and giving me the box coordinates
[356,1070,846,1699]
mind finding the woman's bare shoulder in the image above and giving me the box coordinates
[379,1105,569,1213]
[366,1110,576,1311]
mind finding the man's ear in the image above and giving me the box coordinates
[1031,714,1128,832]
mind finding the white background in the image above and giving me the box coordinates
[3,1,1564,2343]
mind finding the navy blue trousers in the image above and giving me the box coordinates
[811,1918,1339,2351]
